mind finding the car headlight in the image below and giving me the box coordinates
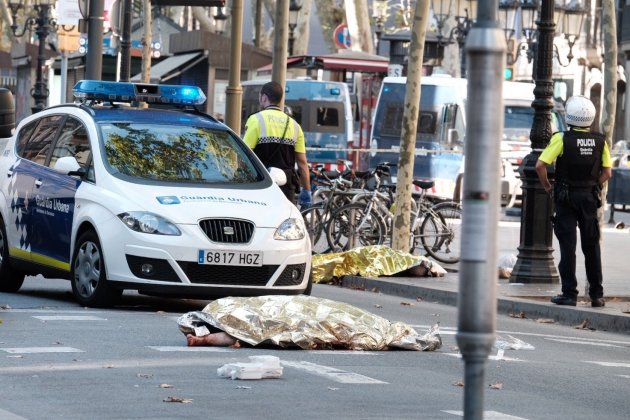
[118,212,181,235]
[274,217,306,241]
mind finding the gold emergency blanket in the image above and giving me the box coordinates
[311,245,445,284]
[178,295,442,351]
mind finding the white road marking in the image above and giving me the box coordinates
[584,361,630,368]
[0,408,28,420]
[443,410,528,419]
[147,346,233,353]
[413,325,630,346]
[443,352,523,362]
[304,350,380,355]
[545,338,622,347]
[3,309,107,314]
[281,360,387,384]
[0,357,231,374]
[33,315,107,321]
[0,347,83,354]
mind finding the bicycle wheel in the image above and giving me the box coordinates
[420,201,462,264]
[325,203,387,252]
[301,205,332,254]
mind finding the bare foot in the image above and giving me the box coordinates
[186,332,237,347]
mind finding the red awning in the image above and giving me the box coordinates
[255,53,389,77]
[255,57,303,77]
[319,56,388,73]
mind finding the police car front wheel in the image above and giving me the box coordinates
[0,219,25,293]
[71,230,122,307]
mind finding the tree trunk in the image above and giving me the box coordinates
[140,0,152,109]
[314,0,345,52]
[344,0,373,53]
[600,0,617,142]
[191,6,213,32]
[391,0,431,251]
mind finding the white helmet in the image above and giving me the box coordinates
[565,95,596,127]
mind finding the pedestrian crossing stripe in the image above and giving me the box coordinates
[147,346,233,352]
[0,347,83,353]
[281,360,387,384]
[33,316,107,321]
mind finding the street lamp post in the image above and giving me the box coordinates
[288,0,302,56]
[213,6,228,35]
[9,0,56,114]
[432,0,478,77]
[372,0,389,55]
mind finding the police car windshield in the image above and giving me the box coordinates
[100,122,262,183]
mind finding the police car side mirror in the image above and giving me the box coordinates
[268,167,287,186]
[54,156,86,177]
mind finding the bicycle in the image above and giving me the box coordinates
[300,166,356,254]
[326,163,462,263]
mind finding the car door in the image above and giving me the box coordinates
[4,115,62,262]
[29,116,89,271]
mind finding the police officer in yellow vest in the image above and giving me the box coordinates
[535,95,612,308]
[243,81,311,207]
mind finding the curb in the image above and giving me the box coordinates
[340,275,630,334]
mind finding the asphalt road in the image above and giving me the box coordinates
[1,277,630,420]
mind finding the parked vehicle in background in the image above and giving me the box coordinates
[500,82,567,206]
[241,78,354,170]
[369,75,467,200]
[369,76,566,206]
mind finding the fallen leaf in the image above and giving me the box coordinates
[400,302,412,306]
[373,304,383,309]
[508,311,527,319]
[489,382,503,390]
[163,397,193,403]
[230,340,241,348]
[452,380,465,387]
[159,384,173,388]
[575,319,594,330]
[535,318,556,324]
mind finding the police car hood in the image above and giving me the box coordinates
[115,182,295,227]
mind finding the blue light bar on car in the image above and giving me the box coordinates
[72,80,207,105]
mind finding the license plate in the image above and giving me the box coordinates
[197,250,262,267]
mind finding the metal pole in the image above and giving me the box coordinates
[456,0,505,417]
[60,51,68,103]
[31,4,50,113]
[86,0,104,80]
[271,0,289,110]
[119,0,133,82]
[510,0,559,284]
[225,0,244,132]
[255,0,262,47]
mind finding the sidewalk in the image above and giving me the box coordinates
[337,206,630,334]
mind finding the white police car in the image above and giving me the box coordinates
[0,81,311,307]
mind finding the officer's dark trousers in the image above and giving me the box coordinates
[553,190,603,299]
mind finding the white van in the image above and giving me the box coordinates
[369,75,467,199]
[369,77,566,205]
